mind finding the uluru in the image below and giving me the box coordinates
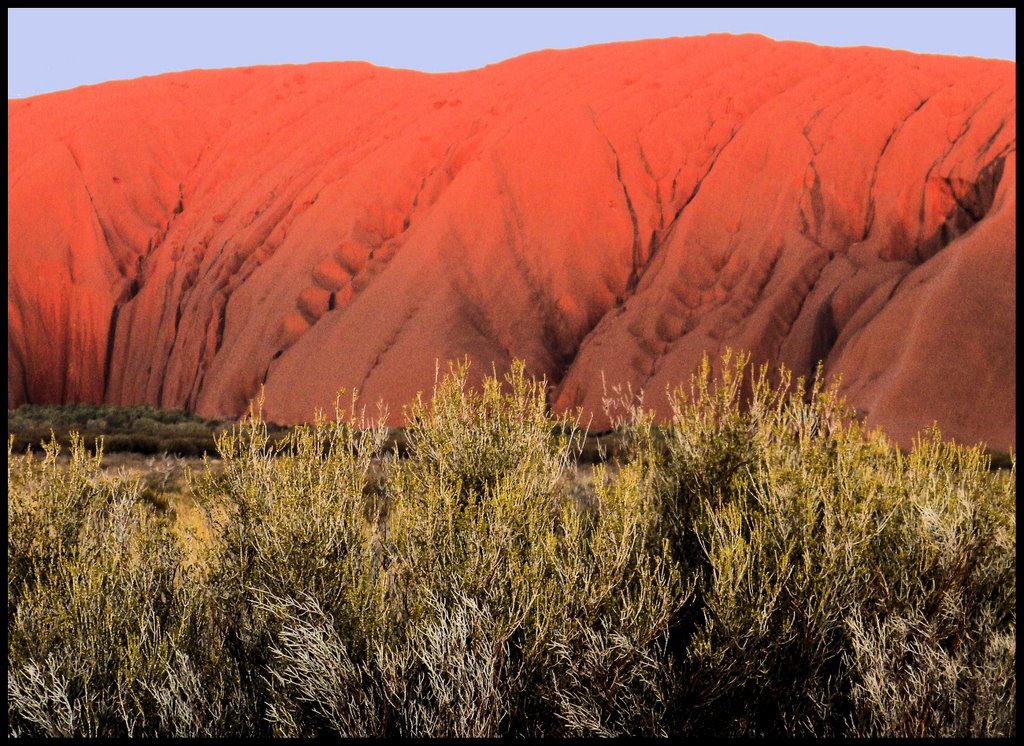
[7,34,1016,450]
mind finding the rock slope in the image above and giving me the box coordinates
[7,35,1016,449]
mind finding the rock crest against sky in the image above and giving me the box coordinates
[7,35,1016,449]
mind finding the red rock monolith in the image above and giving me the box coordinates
[7,35,1016,449]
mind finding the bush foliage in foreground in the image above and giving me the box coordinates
[7,355,1016,737]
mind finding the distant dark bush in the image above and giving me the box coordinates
[6,404,232,456]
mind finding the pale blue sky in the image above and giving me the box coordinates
[7,8,1016,99]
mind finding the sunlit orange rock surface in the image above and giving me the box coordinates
[7,35,1016,449]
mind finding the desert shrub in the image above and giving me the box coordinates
[846,606,1015,737]
[839,437,1016,738]
[7,355,1014,737]
[379,362,684,735]
[646,352,1016,737]
[379,453,682,736]
[7,435,235,737]
[402,360,574,494]
[190,394,391,736]
[193,366,685,736]
[8,435,103,619]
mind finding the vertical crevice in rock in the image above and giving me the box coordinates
[586,107,642,293]
[611,142,643,292]
[807,299,839,377]
[102,304,121,400]
[862,96,931,241]
[214,302,227,354]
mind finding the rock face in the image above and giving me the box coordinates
[7,35,1016,449]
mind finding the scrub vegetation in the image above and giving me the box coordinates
[7,403,235,457]
[7,353,1016,737]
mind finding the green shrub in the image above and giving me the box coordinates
[8,435,103,622]
[7,435,236,737]
[402,360,579,493]
[6,355,1015,737]
[645,352,1016,736]
[191,369,684,736]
